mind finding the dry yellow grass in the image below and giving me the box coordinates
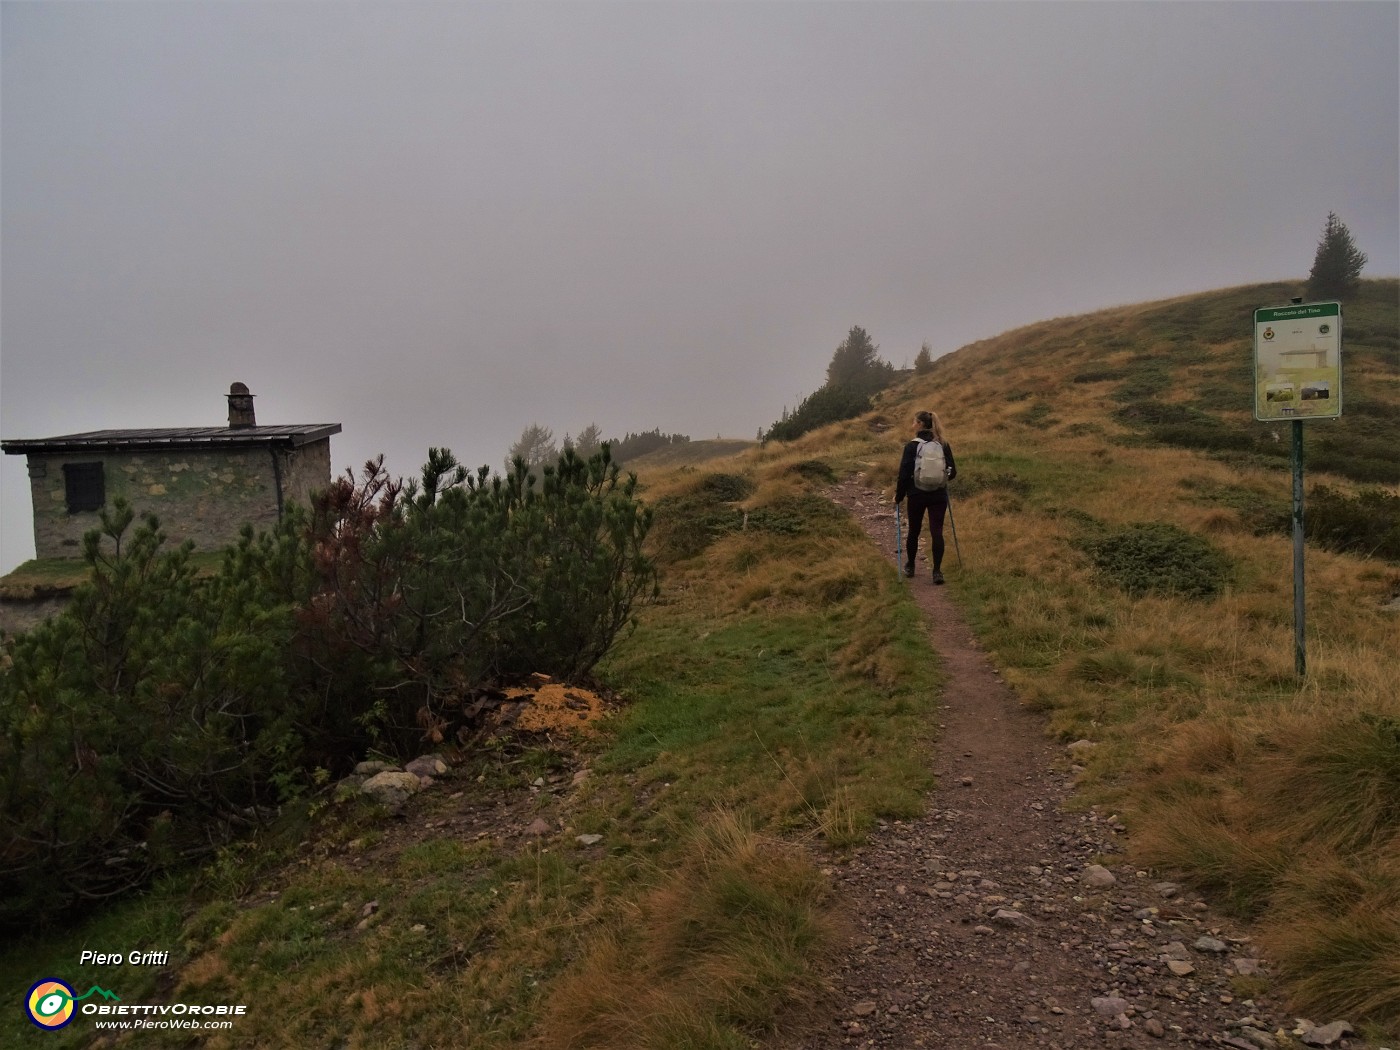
[528,811,836,1050]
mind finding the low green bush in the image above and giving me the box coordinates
[650,473,753,560]
[650,497,744,561]
[1083,522,1233,599]
[698,473,755,502]
[651,478,848,560]
[1306,486,1400,561]
[1187,482,1398,562]
[1149,421,1262,454]
[1309,435,1400,485]
[275,447,657,744]
[788,459,838,485]
[1113,401,1205,427]
[1114,364,1172,401]
[1189,361,1255,412]
[747,494,850,537]
[1347,396,1400,421]
[1013,402,1056,427]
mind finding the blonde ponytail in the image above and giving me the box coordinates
[916,410,947,443]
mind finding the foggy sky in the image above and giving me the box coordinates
[3,1,1397,573]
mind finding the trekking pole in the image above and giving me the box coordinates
[945,488,964,568]
[895,503,903,570]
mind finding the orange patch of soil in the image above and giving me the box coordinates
[502,683,611,734]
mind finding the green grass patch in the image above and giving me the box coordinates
[651,475,857,562]
[530,812,837,1050]
[599,570,938,834]
[1069,649,1201,692]
[0,877,192,1048]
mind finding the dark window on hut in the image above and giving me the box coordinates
[63,462,105,513]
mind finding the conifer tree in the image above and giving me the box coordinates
[506,423,559,473]
[1306,211,1367,300]
[763,325,897,442]
[573,423,604,458]
[825,325,893,394]
[914,342,934,374]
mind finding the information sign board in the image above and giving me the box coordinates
[1253,301,1342,421]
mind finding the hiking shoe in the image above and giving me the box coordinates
[932,570,945,585]
[903,563,915,579]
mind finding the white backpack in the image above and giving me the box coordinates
[913,439,948,491]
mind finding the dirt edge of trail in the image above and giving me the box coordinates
[764,476,1375,1050]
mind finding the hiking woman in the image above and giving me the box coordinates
[895,410,957,583]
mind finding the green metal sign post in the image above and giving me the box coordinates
[1253,300,1342,679]
[1290,420,1305,676]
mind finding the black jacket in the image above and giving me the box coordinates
[895,429,956,503]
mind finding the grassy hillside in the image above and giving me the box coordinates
[622,437,757,470]
[853,277,1399,1029]
[2,280,1394,1046]
[674,275,1397,1031]
[937,279,1397,488]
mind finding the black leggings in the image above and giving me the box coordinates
[904,490,949,571]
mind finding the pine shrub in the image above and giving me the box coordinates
[1083,522,1233,599]
[1305,486,1400,561]
[0,503,299,930]
[0,446,659,929]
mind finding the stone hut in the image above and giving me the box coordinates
[2,384,341,560]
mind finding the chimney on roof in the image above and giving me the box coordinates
[227,383,256,428]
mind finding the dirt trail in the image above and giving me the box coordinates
[767,476,1370,1050]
